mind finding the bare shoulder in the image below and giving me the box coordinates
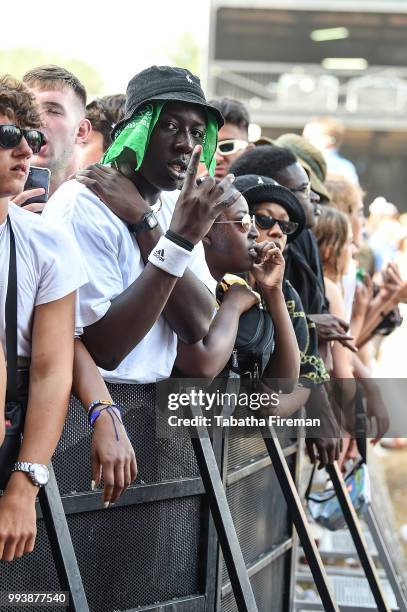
[324,276,346,318]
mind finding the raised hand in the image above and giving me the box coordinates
[170,145,240,245]
[251,240,285,291]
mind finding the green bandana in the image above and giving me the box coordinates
[102,101,218,176]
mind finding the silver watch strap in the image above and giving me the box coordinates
[13,461,33,472]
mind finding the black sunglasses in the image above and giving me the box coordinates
[0,124,45,154]
[254,213,299,236]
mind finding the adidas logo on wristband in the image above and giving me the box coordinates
[148,235,192,277]
[153,248,165,262]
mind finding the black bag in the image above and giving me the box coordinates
[230,305,275,380]
[0,217,27,491]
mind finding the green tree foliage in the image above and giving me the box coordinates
[166,32,202,75]
[0,48,104,98]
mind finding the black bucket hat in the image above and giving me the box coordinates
[112,65,224,139]
[234,174,306,242]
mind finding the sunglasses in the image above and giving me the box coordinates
[216,139,248,156]
[254,214,299,236]
[214,213,255,233]
[0,124,45,154]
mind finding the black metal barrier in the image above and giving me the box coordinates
[326,462,392,612]
[218,404,301,612]
[1,379,325,612]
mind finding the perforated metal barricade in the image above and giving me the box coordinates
[1,383,300,612]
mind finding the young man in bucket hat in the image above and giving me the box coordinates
[44,65,236,376]
[42,67,239,504]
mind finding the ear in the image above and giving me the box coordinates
[75,118,92,144]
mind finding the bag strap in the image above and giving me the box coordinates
[5,217,18,403]
[354,384,367,463]
[305,457,365,503]
[305,462,317,500]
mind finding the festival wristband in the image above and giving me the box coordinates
[88,403,124,441]
[87,399,114,414]
[148,235,192,277]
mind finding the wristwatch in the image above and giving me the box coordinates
[12,462,50,487]
[128,211,158,234]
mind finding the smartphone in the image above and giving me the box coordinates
[22,166,51,206]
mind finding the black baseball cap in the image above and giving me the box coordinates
[112,65,224,139]
[234,174,306,241]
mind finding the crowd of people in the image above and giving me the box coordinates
[0,63,406,566]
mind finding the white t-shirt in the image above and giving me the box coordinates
[342,258,357,323]
[43,180,217,384]
[0,204,88,359]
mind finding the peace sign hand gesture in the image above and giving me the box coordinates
[170,145,240,245]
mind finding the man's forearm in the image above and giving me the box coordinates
[261,383,310,418]
[72,339,113,407]
[0,345,6,446]
[137,227,213,343]
[176,299,243,379]
[162,271,213,343]
[17,371,72,466]
[83,264,178,370]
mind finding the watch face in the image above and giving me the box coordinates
[146,213,158,229]
[32,464,49,485]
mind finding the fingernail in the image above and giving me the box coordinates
[228,173,235,181]
[104,501,110,509]
[91,480,96,491]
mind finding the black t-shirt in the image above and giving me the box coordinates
[284,229,329,315]
[283,280,329,388]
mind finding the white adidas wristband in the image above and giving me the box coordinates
[148,235,193,277]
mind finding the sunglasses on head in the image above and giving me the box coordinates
[0,124,45,154]
[254,213,299,236]
[214,213,255,233]
[216,139,248,156]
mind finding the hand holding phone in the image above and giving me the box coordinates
[12,166,51,212]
